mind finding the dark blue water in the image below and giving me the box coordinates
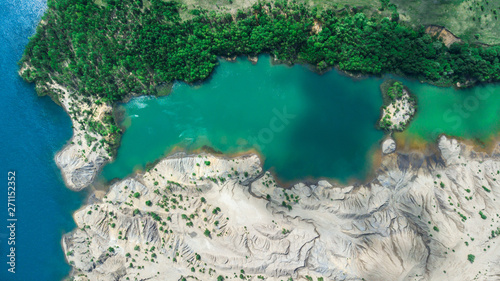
[0,0,85,280]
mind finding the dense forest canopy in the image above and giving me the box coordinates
[21,0,500,105]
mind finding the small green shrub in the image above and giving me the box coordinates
[479,211,487,219]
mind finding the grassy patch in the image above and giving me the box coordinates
[391,0,500,44]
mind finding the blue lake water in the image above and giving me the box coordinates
[0,0,85,280]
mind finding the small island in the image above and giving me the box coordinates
[379,80,416,131]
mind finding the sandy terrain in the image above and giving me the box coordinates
[64,136,500,280]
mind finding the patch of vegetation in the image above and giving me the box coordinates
[212,207,221,215]
[379,114,393,130]
[148,212,162,221]
[467,254,475,263]
[479,211,487,219]
[392,0,500,44]
[282,201,293,211]
[386,81,404,100]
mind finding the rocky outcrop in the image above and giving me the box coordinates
[55,145,106,191]
[248,56,259,64]
[64,136,500,280]
[382,137,396,154]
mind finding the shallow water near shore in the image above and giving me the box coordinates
[397,78,500,142]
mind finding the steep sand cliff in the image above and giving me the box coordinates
[20,66,115,191]
[64,136,500,280]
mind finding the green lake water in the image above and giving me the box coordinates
[398,79,500,142]
[102,56,385,183]
[101,56,500,183]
